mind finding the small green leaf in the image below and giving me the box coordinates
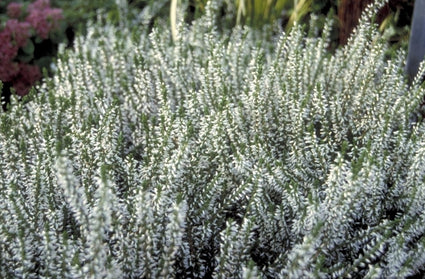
[17,53,33,63]
[34,56,52,72]
[34,36,43,44]
[22,40,34,54]
[50,28,66,44]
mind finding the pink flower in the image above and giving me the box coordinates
[11,64,42,96]
[19,64,41,84]
[0,0,63,95]
[0,29,19,63]
[28,0,51,12]
[26,9,49,39]
[46,8,63,26]
[0,61,19,82]
[7,2,24,19]
[12,80,30,96]
[4,19,31,48]
[26,6,63,39]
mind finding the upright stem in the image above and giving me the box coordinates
[171,0,178,42]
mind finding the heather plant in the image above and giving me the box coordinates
[0,0,63,100]
[2,0,425,278]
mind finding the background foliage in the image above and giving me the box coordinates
[0,0,64,109]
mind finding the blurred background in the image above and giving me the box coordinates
[0,0,416,108]
[0,0,416,50]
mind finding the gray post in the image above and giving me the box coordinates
[406,0,425,81]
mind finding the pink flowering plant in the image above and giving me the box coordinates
[0,0,63,100]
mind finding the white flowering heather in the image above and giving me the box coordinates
[2,0,425,278]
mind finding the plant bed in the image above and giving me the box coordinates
[1,0,425,278]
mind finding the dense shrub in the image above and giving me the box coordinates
[1,0,425,278]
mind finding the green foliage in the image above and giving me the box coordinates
[50,0,119,31]
[1,0,425,278]
[235,0,288,27]
[379,0,414,58]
